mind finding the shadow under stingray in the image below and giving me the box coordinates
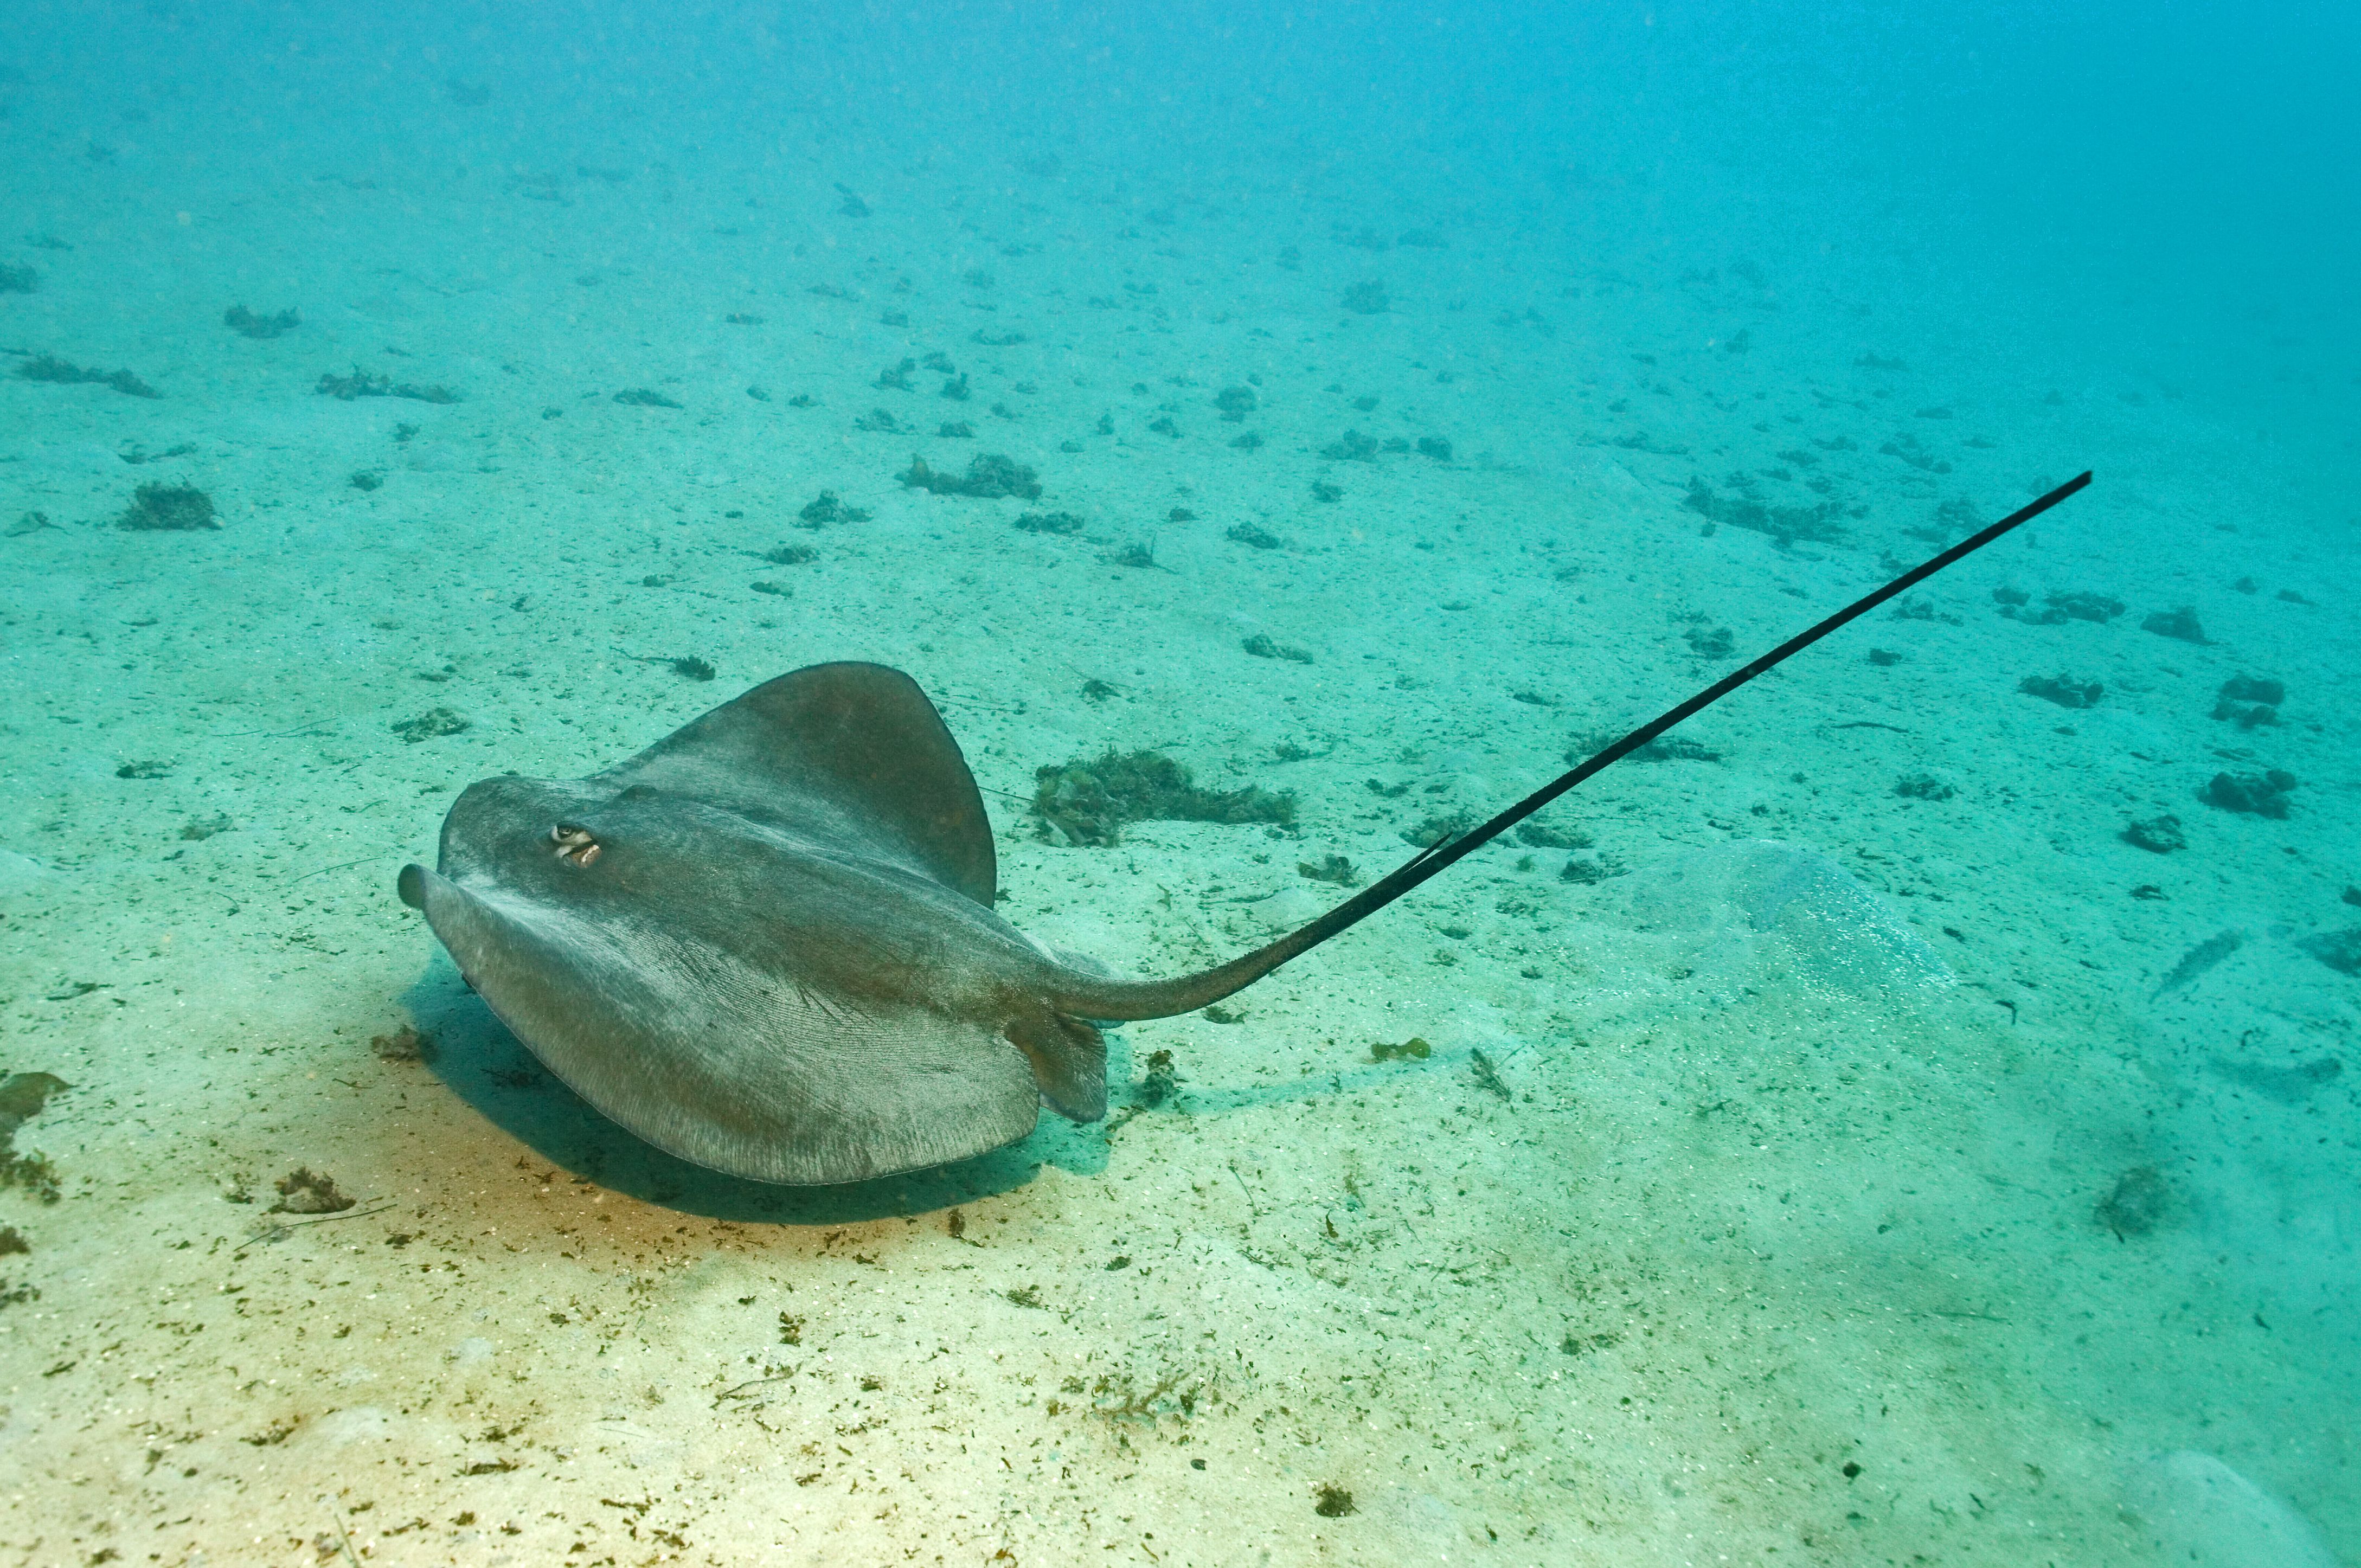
[395,954,1471,1225]
[399,956,1113,1223]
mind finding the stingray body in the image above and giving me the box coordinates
[400,475,2090,1186]
[400,665,1235,1185]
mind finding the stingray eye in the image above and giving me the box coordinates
[550,824,602,868]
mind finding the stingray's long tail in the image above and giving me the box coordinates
[1053,472,2093,1023]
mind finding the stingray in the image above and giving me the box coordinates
[399,474,2089,1185]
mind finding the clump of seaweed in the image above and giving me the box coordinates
[1298,853,1358,885]
[18,352,159,398]
[0,264,39,294]
[613,387,682,408]
[1313,1483,1357,1518]
[0,1072,68,1204]
[1999,589,2123,625]
[1242,632,1312,664]
[798,491,872,526]
[1226,522,1282,550]
[1137,1050,1179,1108]
[618,650,716,681]
[2141,606,2208,644]
[117,481,217,531]
[2212,674,2284,729]
[1513,819,1592,850]
[1032,751,1294,847]
[317,367,458,403]
[224,305,300,339]
[2019,674,2102,709]
[1015,510,1084,535]
[2202,769,2297,818]
[1682,475,1845,544]
[1340,282,1388,314]
[271,1168,355,1214]
[1320,429,1379,461]
[391,707,469,743]
[1214,385,1256,420]
[1568,727,1720,763]
[370,1024,434,1062]
[2095,1166,2167,1238]
[900,453,1041,500]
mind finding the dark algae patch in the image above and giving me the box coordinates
[900,452,1041,500]
[0,1072,69,1203]
[391,706,469,742]
[17,352,159,397]
[613,387,683,408]
[316,367,459,403]
[1032,751,1294,847]
[117,481,217,531]
[2201,769,2297,818]
[270,1167,355,1214]
[2019,674,2102,709]
[223,305,300,339]
[798,491,871,526]
[2096,1166,2168,1239]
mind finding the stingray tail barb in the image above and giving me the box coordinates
[1054,472,2093,1024]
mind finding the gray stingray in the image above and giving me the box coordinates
[398,476,2089,1185]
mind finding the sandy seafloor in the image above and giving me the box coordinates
[2,35,2358,1568]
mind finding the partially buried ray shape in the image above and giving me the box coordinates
[399,473,2091,1185]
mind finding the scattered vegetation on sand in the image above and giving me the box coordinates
[0,264,37,294]
[900,453,1041,500]
[117,481,217,531]
[18,352,159,397]
[1032,751,1295,847]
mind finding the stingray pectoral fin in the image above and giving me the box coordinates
[1005,1010,1107,1123]
[403,867,1044,1185]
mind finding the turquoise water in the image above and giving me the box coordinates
[2,3,2355,1563]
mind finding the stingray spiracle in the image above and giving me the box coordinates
[550,824,602,867]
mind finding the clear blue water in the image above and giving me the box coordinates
[2,3,2354,1562]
